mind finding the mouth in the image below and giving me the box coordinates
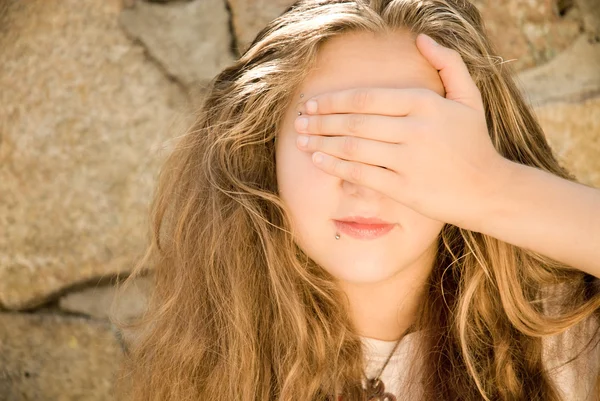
[333,219,395,240]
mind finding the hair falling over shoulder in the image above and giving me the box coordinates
[110,1,600,400]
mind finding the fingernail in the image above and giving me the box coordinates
[313,152,324,164]
[296,117,308,131]
[297,135,309,147]
[305,100,318,114]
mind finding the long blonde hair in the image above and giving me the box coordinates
[112,1,600,399]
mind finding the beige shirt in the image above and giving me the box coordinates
[361,320,600,400]
[361,331,423,399]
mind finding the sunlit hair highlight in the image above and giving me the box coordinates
[112,1,600,400]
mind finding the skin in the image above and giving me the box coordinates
[276,29,446,341]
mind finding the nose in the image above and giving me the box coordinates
[341,179,384,200]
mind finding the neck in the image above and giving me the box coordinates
[338,244,436,341]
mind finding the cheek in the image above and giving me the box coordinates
[399,206,445,246]
[276,136,334,205]
[276,135,337,235]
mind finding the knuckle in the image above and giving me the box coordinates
[351,88,370,111]
[414,88,436,108]
[349,164,363,182]
[346,113,365,133]
[312,134,323,148]
[332,159,343,176]
[342,136,359,156]
[314,116,323,134]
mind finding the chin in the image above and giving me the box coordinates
[322,255,405,285]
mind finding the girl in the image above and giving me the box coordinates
[113,0,600,400]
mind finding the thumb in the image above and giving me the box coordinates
[416,34,483,111]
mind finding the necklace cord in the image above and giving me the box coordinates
[364,325,413,383]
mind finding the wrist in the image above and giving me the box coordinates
[475,156,526,235]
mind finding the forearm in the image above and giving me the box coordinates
[481,160,600,278]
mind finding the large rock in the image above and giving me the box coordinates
[119,0,234,87]
[534,97,600,189]
[517,35,600,107]
[0,0,189,310]
[0,313,123,401]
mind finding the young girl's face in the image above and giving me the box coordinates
[276,29,447,285]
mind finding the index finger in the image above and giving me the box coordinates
[300,87,433,116]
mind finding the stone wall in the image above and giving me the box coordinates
[0,0,598,399]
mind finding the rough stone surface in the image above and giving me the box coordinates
[469,0,583,71]
[517,35,600,107]
[228,0,292,54]
[0,0,189,310]
[575,0,600,37]
[59,276,152,322]
[119,0,234,87]
[534,97,600,189]
[0,313,123,401]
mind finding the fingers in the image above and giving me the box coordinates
[310,151,404,197]
[294,113,418,143]
[415,34,484,112]
[300,87,432,116]
[296,134,402,172]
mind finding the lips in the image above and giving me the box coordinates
[333,217,395,240]
[336,216,392,225]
